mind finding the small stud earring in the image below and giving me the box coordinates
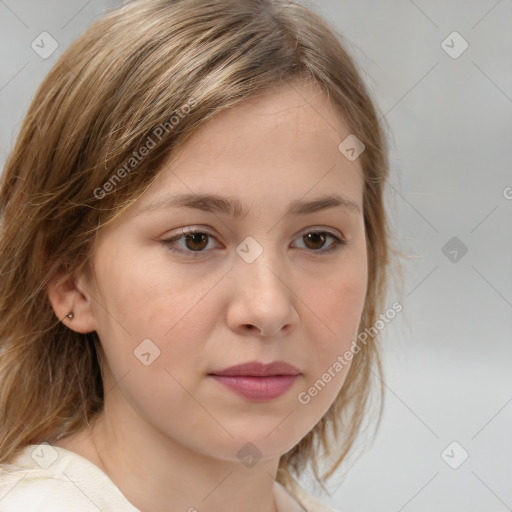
[66,312,74,320]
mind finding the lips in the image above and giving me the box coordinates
[208,361,301,401]
[208,360,300,377]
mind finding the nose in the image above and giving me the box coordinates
[226,248,299,338]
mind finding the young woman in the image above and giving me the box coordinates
[0,0,399,510]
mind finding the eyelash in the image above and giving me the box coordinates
[160,228,347,257]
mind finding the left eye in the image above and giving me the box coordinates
[161,228,346,257]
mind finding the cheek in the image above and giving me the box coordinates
[91,247,219,386]
[326,275,366,345]
[307,254,368,357]
[294,255,367,424]
[91,256,209,431]
[92,246,186,335]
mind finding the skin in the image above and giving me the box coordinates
[48,78,368,512]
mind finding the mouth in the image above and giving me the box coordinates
[208,361,301,401]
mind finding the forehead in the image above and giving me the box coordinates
[199,79,350,145]
[132,79,364,218]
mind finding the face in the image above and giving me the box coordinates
[60,79,368,462]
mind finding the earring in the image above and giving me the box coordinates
[66,312,74,320]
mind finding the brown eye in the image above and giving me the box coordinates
[302,232,327,250]
[294,231,346,254]
[183,232,209,251]
[161,229,218,256]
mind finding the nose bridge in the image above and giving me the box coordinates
[235,235,285,293]
[230,235,297,335]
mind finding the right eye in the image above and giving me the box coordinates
[160,228,221,257]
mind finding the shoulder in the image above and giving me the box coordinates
[0,465,91,511]
[0,444,139,512]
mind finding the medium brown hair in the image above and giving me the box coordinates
[0,0,401,496]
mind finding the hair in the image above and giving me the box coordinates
[0,0,402,500]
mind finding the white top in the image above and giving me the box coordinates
[0,444,341,512]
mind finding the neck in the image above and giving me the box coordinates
[76,394,280,512]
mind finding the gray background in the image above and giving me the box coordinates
[1,1,511,511]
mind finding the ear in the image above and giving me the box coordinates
[47,267,97,334]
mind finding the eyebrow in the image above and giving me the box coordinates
[138,192,362,218]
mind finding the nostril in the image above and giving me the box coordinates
[243,324,267,336]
